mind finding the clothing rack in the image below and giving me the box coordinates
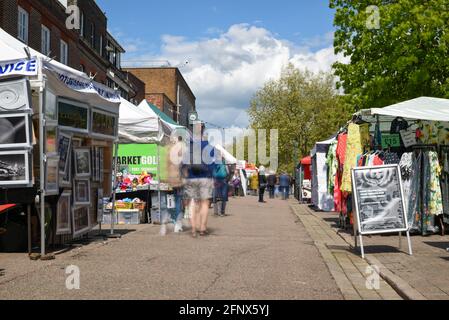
[438,145,449,227]
[411,144,444,236]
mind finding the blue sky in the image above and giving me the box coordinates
[97,0,338,127]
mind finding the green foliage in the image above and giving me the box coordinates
[331,0,449,110]
[247,64,353,173]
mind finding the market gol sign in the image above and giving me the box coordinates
[0,58,38,78]
[117,144,168,177]
[351,165,408,235]
[381,134,401,149]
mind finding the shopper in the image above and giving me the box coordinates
[212,157,230,217]
[279,172,291,200]
[267,171,277,199]
[183,140,214,238]
[166,136,186,233]
[258,166,267,203]
[231,171,241,197]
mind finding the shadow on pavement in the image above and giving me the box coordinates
[423,241,449,251]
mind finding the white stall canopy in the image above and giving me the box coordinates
[118,98,164,144]
[0,27,120,113]
[360,97,449,122]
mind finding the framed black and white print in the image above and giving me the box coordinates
[59,152,72,188]
[74,179,90,206]
[0,113,31,149]
[72,206,91,238]
[45,157,59,195]
[74,148,91,178]
[56,191,72,235]
[58,132,72,174]
[0,150,31,187]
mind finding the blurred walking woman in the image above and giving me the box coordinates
[258,166,267,203]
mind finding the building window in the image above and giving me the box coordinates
[80,12,85,38]
[60,40,68,65]
[80,64,85,73]
[116,51,121,68]
[100,35,103,57]
[41,25,51,56]
[90,23,95,48]
[17,6,29,44]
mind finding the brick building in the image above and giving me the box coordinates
[124,67,196,127]
[0,0,144,103]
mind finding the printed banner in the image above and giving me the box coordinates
[0,58,38,78]
[43,62,121,103]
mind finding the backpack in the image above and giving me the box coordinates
[213,164,228,179]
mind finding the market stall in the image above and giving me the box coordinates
[0,28,120,256]
[311,138,336,211]
[296,156,311,203]
[326,97,449,237]
[112,98,187,227]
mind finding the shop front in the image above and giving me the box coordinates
[0,28,120,256]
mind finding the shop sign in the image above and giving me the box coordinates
[91,109,117,138]
[400,129,417,148]
[116,144,168,177]
[44,62,120,103]
[381,134,401,149]
[58,100,89,133]
[0,58,38,78]
[351,165,408,235]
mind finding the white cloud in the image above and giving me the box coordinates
[123,24,344,128]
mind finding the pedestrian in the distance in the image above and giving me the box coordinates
[258,166,267,203]
[231,171,241,197]
[267,171,277,199]
[212,155,230,217]
[279,172,291,200]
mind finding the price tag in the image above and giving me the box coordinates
[400,130,417,148]
[381,134,401,149]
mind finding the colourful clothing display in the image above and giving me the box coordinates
[326,140,338,194]
[418,121,449,145]
[341,123,371,193]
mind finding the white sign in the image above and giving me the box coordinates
[400,129,417,148]
[0,58,38,78]
[43,62,121,103]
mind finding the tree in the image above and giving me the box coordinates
[331,0,449,110]
[247,64,352,173]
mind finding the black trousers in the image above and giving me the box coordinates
[259,187,266,202]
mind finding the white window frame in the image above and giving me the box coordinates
[90,22,95,48]
[100,35,103,57]
[60,40,68,65]
[41,25,51,56]
[80,12,85,38]
[17,6,29,44]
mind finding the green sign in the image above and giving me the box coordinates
[117,144,168,180]
[381,134,401,149]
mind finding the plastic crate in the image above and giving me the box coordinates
[133,202,146,210]
[102,212,118,225]
[117,210,141,225]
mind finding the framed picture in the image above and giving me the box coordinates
[72,138,82,148]
[0,150,31,187]
[44,89,58,121]
[74,179,90,206]
[56,191,72,235]
[74,148,91,178]
[45,157,59,195]
[91,108,118,140]
[58,98,90,134]
[60,148,72,188]
[58,132,72,174]
[0,78,31,112]
[72,206,91,238]
[0,113,31,149]
[45,126,58,156]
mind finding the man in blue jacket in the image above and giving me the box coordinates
[279,172,291,200]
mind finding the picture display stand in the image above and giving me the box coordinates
[351,165,413,259]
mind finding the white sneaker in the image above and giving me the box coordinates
[174,221,183,233]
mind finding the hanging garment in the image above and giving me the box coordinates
[341,123,371,193]
[427,151,443,217]
[334,133,348,212]
[418,121,449,145]
[384,152,401,165]
[406,152,421,233]
[326,140,338,194]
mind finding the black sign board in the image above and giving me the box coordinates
[352,165,408,235]
[91,109,117,138]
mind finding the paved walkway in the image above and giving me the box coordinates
[0,197,342,300]
[290,203,401,300]
[312,207,449,300]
